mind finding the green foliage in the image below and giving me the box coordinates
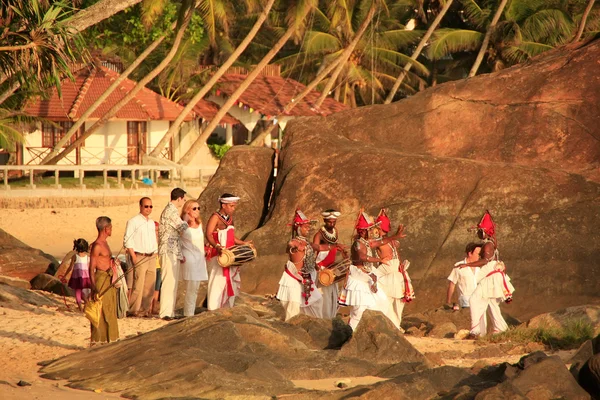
[479,318,595,350]
[207,143,231,159]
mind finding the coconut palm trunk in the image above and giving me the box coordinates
[43,0,194,166]
[0,81,21,106]
[313,2,378,108]
[70,0,144,32]
[40,27,173,164]
[148,0,276,159]
[468,0,509,77]
[384,0,454,104]
[574,0,596,42]
[177,2,315,165]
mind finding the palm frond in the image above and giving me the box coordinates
[140,0,168,27]
[378,29,425,49]
[501,40,553,64]
[370,47,430,76]
[459,0,491,29]
[303,30,342,54]
[520,8,575,45]
[427,28,484,60]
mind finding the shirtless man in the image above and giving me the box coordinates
[313,209,346,319]
[205,193,252,310]
[277,209,328,320]
[89,216,119,344]
[373,209,413,331]
[339,211,404,330]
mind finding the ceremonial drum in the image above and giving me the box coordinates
[318,258,351,286]
[217,245,257,268]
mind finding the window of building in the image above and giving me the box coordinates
[41,122,82,148]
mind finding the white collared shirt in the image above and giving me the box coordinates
[448,259,480,307]
[124,213,158,254]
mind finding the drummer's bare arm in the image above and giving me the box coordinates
[234,237,252,246]
[205,215,220,248]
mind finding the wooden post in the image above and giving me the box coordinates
[79,169,85,189]
[116,169,124,189]
[54,170,62,189]
[152,169,157,188]
[131,169,137,189]
[170,168,176,187]
[3,168,10,190]
[103,169,110,189]
[27,168,36,189]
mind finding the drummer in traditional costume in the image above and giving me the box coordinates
[312,209,346,319]
[205,193,253,310]
[373,209,414,331]
[339,211,404,330]
[458,211,515,336]
[277,209,328,321]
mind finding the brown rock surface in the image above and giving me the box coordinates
[232,40,600,319]
[197,145,275,239]
[527,304,600,335]
[0,228,57,281]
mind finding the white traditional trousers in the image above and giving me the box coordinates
[183,279,201,317]
[386,297,406,330]
[320,283,339,319]
[469,295,507,335]
[280,298,324,321]
[159,253,180,318]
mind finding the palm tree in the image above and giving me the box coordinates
[277,0,426,109]
[384,0,455,103]
[177,0,317,165]
[148,0,276,159]
[574,0,596,41]
[468,0,508,76]
[43,0,196,165]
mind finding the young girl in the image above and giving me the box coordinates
[64,239,91,311]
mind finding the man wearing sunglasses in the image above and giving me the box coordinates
[124,196,158,317]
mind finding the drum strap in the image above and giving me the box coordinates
[284,267,302,283]
[317,247,337,268]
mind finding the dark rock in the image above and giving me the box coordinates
[341,366,483,400]
[0,282,61,308]
[571,340,595,381]
[341,310,429,376]
[475,355,590,399]
[197,146,274,240]
[16,380,31,387]
[30,273,73,297]
[238,40,600,321]
[0,228,57,280]
[578,353,600,400]
[428,321,457,338]
[39,306,386,398]
[405,326,425,337]
[516,350,548,370]
[286,314,353,349]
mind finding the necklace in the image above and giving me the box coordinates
[320,227,338,244]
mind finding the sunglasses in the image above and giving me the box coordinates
[143,205,153,209]
[192,207,199,211]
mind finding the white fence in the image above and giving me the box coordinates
[0,164,218,190]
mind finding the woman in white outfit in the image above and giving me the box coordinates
[180,200,208,317]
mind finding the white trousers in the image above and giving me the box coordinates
[281,298,324,321]
[159,253,180,318]
[182,279,200,317]
[469,296,507,335]
[320,283,339,319]
[386,297,406,330]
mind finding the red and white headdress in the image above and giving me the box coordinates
[477,210,496,238]
[355,210,376,230]
[375,209,391,233]
[290,209,313,226]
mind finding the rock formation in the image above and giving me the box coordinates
[202,40,600,320]
[0,228,57,281]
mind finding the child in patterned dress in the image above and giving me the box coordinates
[64,238,91,311]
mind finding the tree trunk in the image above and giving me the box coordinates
[70,0,144,33]
[177,6,313,165]
[40,28,171,164]
[384,0,454,104]
[313,3,377,108]
[148,0,276,159]
[574,0,596,42]
[468,0,509,78]
[43,1,194,166]
[0,81,21,106]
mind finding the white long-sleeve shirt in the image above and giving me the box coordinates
[124,213,158,254]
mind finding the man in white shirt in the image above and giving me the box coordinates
[446,243,482,310]
[124,197,158,317]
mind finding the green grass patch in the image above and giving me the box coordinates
[479,318,594,350]
[7,176,172,189]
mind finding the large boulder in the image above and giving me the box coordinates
[0,228,57,280]
[242,40,600,319]
[197,145,275,239]
[40,306,395,398]
[579,353,600,399]
[527,305,600,336]
[30,273,73,297]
